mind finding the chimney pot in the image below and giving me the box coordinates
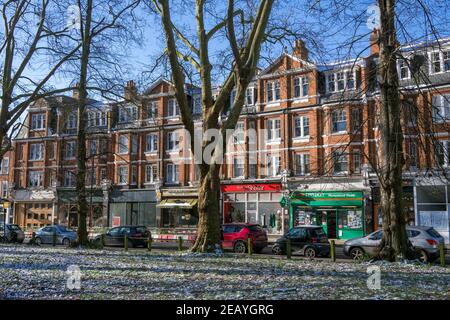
[293,39,308,61]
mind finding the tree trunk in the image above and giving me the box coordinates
[377,0,412,261]
[75,0,93,247]
[191,166,221,252]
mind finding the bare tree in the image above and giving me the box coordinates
[0,0,81,158]
[151,0,275,252]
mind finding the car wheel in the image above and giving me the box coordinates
[233,241,246,254]
[349,247,365,261]
[35,237,42,246]
[62,238,70,246]
[419,250,429,263]
[272,244,283,255]
[304,247,317,258]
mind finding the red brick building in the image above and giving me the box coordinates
[7,31,450,242]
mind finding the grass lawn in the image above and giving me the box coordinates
[0,245,449,299]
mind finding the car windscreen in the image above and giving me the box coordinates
[134,227,147,234]
[312,228,326,237]
[426,229,442,238]
[247,225,263,233]
[7,225,21,231]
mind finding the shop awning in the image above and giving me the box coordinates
[157,199,198,209]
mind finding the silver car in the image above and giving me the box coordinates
[34,225,77,246]
[344,226,445,262]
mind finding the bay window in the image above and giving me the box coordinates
[29,143,44,160]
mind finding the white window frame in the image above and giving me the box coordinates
[67,112,77,129]
[29,143,44,161]
[118,166,128,184]
[295,153,310,176]
[245,87,255,106]
[333,150,348,174]
[326,69,356,93]
[166,164,179,183]
[266,80,280,103]
[118,135,129,154]
[119,105,138,123]
[1,157,9,175]
[429,49,450,74]
[64,171,76,187]
[294,76,309,98]
[146,134,158,152]
[397,58,411,80]
[131,135,138,155]
[31,113,45,130]
[28,171,44,188]
[331,109,347,133]
[65,141,76,160]
[146,101,159,119]
[353,151,361,174]
[233,157,245,178]
[167,99,180,118]
[233,122,245,144]
[432,94,450,123]
[131,165,137,185]
[267,118,281,142]
[166,131,179,151]
[294,116,309,138]
[266,155,281,177]
[145,164,158,183]
[193,95,202,114]
[1,181,8,198]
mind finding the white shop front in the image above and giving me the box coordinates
[414,178,450,244]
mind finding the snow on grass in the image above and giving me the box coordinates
[0,244,448,300]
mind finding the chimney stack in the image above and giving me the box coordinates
[72,82,80,100]
[124,80,137,100]
[293,39,309,61]
[370,29,380,55]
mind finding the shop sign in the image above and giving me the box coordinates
[291,190,363,207]
[221,184,281,193]
[292,191,363,199]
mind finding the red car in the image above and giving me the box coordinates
[221,223,268,253]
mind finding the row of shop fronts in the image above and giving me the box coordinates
[6,178,450,243]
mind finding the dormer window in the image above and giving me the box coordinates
[327,69,356,93]
[398,58,411,80]
[294,76,308,98]
[31,113,45,130]
[119,105,138,123]
[430,49,450,74]
[266,80,280,103]
[167,99,180,117]
[246,87,255,105]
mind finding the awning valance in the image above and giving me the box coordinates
[157,199,198,209]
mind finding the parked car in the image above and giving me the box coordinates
[0,223,25,243]
[272,226,330,258]
[93,226,151,248]
[34,225,77,246]
[344,226,445,262]
[221,223,268,253]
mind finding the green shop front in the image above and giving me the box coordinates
[288,191,365,240]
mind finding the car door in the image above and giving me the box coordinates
[287,228,303,252]
[363,230,382,256]
[40,227,53,244]
[221,225,235,250]
[105,227,119,246]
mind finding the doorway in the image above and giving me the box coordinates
[325,210,337,239]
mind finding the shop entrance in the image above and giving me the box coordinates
[316,209,337,239]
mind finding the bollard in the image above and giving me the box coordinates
[178,236,183,251]
[147,235,152,252]
[101,233,105,247]
[124,233,128,251]
[286,238,292,259]
[440,242,445,267]
[330,240,336,262]
[247,238,252,256]
[52,231,57,247]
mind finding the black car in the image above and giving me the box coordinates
[272,226,330,258]
[94,226,151,248]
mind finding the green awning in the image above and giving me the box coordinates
[157,199,198,209]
